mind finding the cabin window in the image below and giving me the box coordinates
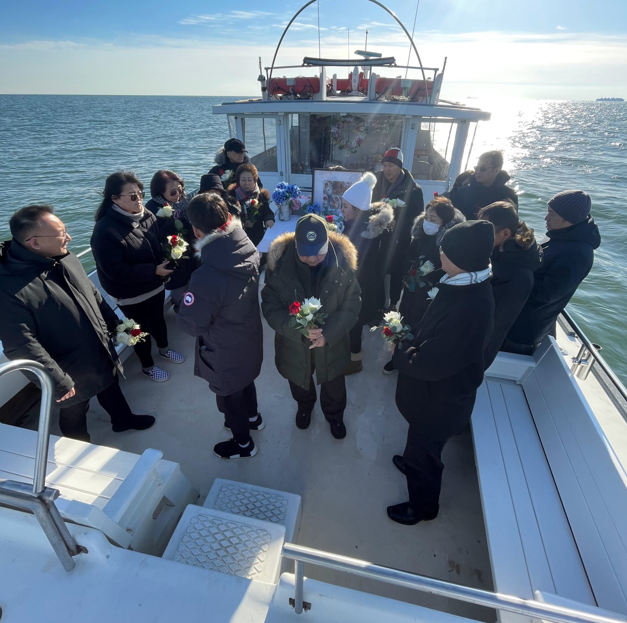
[242,116,278,172]
[412,119,457,182]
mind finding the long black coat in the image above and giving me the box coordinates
[372,169,425,278]
[343,203,393,325]
[227,186,275,248]
[393,278,494,440]
[0,241,122,404]
[177,221,263,396]
[453,170,519,220]
[91,206,164,300]
[484,236,542,367]
[507,216,601,349]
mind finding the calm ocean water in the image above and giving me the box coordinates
[0,95,625,383]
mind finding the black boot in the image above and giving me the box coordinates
[387,502,438,525]
[393,455,407,475]
[329,420,346,440]
[112,415,156,433]
[295,410,312,430]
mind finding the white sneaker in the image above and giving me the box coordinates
[143,365,170,383]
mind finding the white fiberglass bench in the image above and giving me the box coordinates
[473,338,627,623]
[0,422,198,554]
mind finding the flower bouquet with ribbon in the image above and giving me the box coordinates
[304,202,345,233]
[163,234,189,270]
[113,318,148,347]
[272,182,301,222]
[403,258,436,293]
[371,311,413,346]
[288,297,327,337]
[156,203,187,234]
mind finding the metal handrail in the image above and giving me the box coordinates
[282,543,625,623]
[0,360,83,570]
[76,246,92,259]
[561,309,627,404]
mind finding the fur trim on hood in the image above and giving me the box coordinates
[194,217,242,256]
[267,231,358,273]
[411,208,466,246]
[214,147,250,167]
[361,203,394,240]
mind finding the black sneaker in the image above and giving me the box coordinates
[295,410,311,430]
[329,420,347,440]
[224,414,266,432]
[213,438,257,459]
[383,359,396,375]
[112,415,156,433]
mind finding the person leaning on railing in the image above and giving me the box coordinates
[91,171,185,383]
[0,205,155,442]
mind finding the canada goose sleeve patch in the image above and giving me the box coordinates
[183,292,195,306]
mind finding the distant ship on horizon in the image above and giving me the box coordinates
[596,97,625,102]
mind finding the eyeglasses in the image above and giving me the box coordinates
[118,191,146,202]
[476,165,495,173]
[25,229,69,242]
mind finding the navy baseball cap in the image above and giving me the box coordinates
[224,138,247,153]
[295,214,329,256]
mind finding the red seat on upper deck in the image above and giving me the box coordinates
[269,77,320,97]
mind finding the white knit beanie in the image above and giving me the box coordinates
[342,172,377,211]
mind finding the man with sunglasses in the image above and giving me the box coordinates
[454,150,519,220]
[0,205,155,442]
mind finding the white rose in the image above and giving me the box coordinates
[221,171,231,182]
[389,319,403,331]
[396,199,406,208]
[116,332,130,346]
[383,311,402,323]
[157,206,173,218]
[419,260,435,276]
[303,297,322,312]
[305,313,313,322]
[171,247,183,260]
[123,318,135,330]
[427,287,439,300]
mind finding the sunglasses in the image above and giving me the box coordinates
[118,191,146,202]
[476,165,495,173]
[167,186,184,198]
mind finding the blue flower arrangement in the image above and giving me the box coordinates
[272,182,301,209]
[306,203,322,215]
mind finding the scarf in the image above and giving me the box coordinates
[439,266,492,286]
[153,191,195,223]
[380,169,406,200]
[112,203,144,222]
[234,185,260,218]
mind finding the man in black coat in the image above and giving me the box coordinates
[177,194,263,460]
[478,202,542,367]
[372,147,425,308]
[390,220,495,525]
[208,138,256,189]
[0,206,155,442]
[453,150,519,220]
[506,190,601,354]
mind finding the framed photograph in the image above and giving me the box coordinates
[312,169,363,211]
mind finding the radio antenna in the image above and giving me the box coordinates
[405,0,420,78]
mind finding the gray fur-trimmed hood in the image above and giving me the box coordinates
[361,203,394,240]
[411,208,466,246]
[214,146,251,167]
[194,217,242,256]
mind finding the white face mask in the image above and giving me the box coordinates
[423,220,440,236]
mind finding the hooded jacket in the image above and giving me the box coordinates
[227,185,275,247]
[372,168,425,279]
[343,203,393,324]
[177,219,262,396]
[208,147,254,188]
[507,216,601,349]
[91,206,164,301]
[399,209,466,330]
[393,278,494,439]
[0,241,122,404]
[453,171,519,220]
[261,232,361,389]
[484,231,543,367]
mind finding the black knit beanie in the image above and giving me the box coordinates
[548,190,591,224]
[441,220,495,272]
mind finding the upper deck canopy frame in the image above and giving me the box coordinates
[267,0,429,97]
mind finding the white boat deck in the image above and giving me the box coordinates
[33,304,494,620]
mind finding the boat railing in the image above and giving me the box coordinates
[561,310,627,412]
[282,542,625,623]
[0,360,84,571]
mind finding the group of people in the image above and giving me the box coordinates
[0,140,601,527]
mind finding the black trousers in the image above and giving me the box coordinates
[289,374,346,424]
[58,378,134,443]
[215,382,258,445]
[349,322,364,354]
[119,290,169,369]
[403,428,448,517]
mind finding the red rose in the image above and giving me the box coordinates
[408,269,417,277]
[219,169,225,176]
[383,327,394,337]
[289,301,301,315]
[326,214,334,223]
[170,235,178,245]
[130,328,142,337]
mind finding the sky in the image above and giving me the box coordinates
[1,0,627,100]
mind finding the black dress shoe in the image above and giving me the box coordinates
[393,455,408,475]
[329,420,346,440]
[112,415,156,433]
[387,502,438,525]
[295,410,312,430]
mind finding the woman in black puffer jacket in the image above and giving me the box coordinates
[383,196,465,374]
[91,171,185,383]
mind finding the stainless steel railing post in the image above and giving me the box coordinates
[293,560,304,614]
[0,360,83,571]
